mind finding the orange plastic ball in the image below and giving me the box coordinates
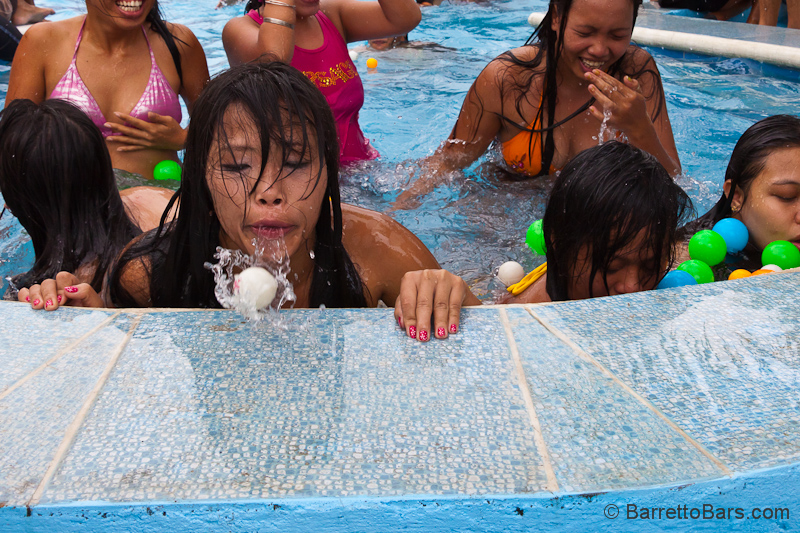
[366,57,378,69]
[751,269,772,276]
[728,269,752,280]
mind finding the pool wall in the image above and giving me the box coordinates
[1,272,798,531]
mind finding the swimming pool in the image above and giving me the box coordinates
[2,0,800,299]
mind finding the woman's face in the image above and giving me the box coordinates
[552,0,634,83]
[88,0,156,26]
[730,147,800,252]
[207,104,327,261]
[568,228,662,300]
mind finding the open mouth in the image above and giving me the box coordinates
[116,0,144,14]
[580,58,605,72]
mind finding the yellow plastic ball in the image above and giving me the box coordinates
[728,269,751,280]
[751,269,772,276]
[366,57,378,69]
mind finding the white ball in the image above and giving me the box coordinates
[761,264,783,272]
[497,261,525,287]
[348,49,359,61]
[234,267,278,309]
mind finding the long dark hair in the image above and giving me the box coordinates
[146,3,184,83]
[110,62,366,309]
[459,0,664,176]
[688,115,800,231]
[0,99,140,293]
[544,142,692,301]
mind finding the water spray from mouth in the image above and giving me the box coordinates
[205,235,297,321]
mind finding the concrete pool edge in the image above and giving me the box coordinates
[528,11,800,69]
[2,462,797,531]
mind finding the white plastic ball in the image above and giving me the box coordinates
[234,267,278,309]
[496,261,525,287]
[761,264,783,272]
[348,49,358,61]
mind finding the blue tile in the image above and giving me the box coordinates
[42,308,547,503]
[505,308,722,492]
[0,305,117,394]
[0,314,134,506]
[533,273,800,471]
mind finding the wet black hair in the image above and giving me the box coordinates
[457,0,665,176]
[110,62,367,309]
[687,115,800,231]
[146,3,184,83]
[544,141,692,301]
[0,99,140,294]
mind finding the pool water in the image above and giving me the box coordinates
[2,0,800,300]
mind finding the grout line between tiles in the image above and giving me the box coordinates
[525,306,732,476]
[26,315,143,509]
[498,308,560,492]
[0,311,122,402]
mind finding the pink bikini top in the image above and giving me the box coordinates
[247,10,378,165]
[50,19,182,138]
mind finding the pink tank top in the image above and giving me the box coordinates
[247,10,378,165]
[49,19,182,138]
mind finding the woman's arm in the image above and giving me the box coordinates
[222,2,297,66]
[5,23,49,105]
[327,0,420,43]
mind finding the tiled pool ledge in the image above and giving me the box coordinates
[1,272,799,531]
[529,6,800,70]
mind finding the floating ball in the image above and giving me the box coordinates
[677,259,714,284]
[496,261,525,287]
[761,264,783,272]
[153,160,182,181]
[712,218,749,254]
[366,57,378,69]
[762,240,800,270]
[657,269,697,290]
[751,269,772,277]
[688,230,727,266]
[233,267,277,310]
[728,269,752,280]
[348,49,359,61]
[525,219,546,255]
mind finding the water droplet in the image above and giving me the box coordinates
[309,250,315,259]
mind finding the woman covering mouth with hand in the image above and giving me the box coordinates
[395,0,680,207]
[5,0,209,179]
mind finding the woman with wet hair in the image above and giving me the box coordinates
[25,63,478,342]
[681,115,800,272]
[5,0,209,178]
[0,99,173,304]
[396,0,680,206]
[504,141,692,303]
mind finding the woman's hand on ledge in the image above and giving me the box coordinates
[17,272,104,311]
[394,269,479,342]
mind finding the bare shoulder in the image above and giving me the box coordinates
[341,204,439,270]
[625,44,657,71]
[114,234,154,307]
[120,186,177,232]
[21,15,81,43]
[164,22,203,49]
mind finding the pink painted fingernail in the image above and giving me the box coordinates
[33,299,40,306]
[450,324,457,334]
[64,286,78,293]
[408,325,416,339]
[419,330,429,342]
[45,299,53,308]
[25,296,30,302]
[437,327,446,338]
[57,295,63,303]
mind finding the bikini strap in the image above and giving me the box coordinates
[140,24,157,65]
[72,18,87,59]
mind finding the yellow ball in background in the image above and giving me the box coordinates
[728,269,751,280]
[366,57,378,69]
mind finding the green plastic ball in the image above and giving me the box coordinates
[153,160,182,181]
[525,219,546,255]
[762,240,800,270]
[688,230,727,266]
[677,259,714,284]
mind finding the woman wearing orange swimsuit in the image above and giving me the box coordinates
[396,0,681,206]
[5,0,209,178]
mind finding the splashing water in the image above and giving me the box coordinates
[596,108,616,145]
[204,237,297,322]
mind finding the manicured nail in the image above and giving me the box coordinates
[57,295,63,303]
[450,324,457,334]
[419,330,429,342]
[45,299,53,308]
[437,327,446,338]
[64,286,78,293]
[408,325,416,339]
[25,296,30,302]
[33,299,40,306]
[397,316,403,329]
